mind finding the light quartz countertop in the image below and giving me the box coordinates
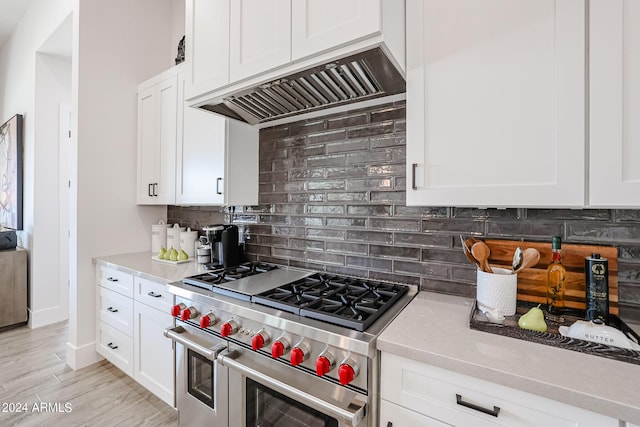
[93,251,207,283]
[377,291,640,424]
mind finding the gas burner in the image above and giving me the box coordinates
[182,262,279,292]
[253,273,409,331]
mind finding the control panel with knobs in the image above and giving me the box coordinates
[290,342,310,367]
[199,312,216,329]
[315,350,336,377]
[171,303,186,317]
[220,319,239,337]
[338,359,359,385]
[251,329,270,351]
[271,336,290,359]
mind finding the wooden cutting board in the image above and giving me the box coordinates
[484,239,618,314]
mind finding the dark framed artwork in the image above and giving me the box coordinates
[0,114,23,230]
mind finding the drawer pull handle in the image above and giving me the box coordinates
[107,342,118,350]
[456,394,500,417]
[106,277,118,282]
[106,306,118,313]
[147,291,162,298]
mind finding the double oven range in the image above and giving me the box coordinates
[164,262,416,427]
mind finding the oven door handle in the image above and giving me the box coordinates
[217,350,366,427]
[163,326,226,361]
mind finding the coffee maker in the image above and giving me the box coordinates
[201,224,242,268]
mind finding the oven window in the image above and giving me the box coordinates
[245,378,338,427]
[187,349,215,409]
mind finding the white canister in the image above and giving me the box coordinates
[180,227,199,257]
[167,223,186,251]
[476,267,518,316]
[151,220,169,253]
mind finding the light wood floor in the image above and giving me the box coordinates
[0,321,178,426]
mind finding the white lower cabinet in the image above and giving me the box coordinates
[380,353,618,427]
[134,300,174,406]
[96,266,175,407]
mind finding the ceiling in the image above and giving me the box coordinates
[0,0,36,49]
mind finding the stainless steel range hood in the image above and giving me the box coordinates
[200,47,405,125]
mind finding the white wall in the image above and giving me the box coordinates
[70,0,173,369]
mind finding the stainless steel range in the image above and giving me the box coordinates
[164,262,416,427]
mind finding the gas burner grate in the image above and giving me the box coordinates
[182,262,279,292]
[253,273,409,331]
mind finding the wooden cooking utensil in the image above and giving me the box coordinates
[460,235,481,269]
[471,241,493,273]
[513,248,540,274]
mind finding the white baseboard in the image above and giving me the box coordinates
[28,306,69,329]
[66,340,103,370]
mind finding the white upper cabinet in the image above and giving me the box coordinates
[137,71,179,205]
[229,0,292,83]
[589,0,640,207]
[406,0,586,208]
[184,0,230,100]
[291,0,381,61]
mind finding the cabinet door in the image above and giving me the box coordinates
[224,120,259,206]
[291,0,381,61]
[185,0,230,100]
[230,0,291,82]
[176,103,226,205]
[589,0,640,207]
[134,301,175,406]
[406,0,585,207]
[380,399,448,427]
[136,74,178,205]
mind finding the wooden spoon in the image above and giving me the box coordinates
[471,241,493,273]
[513,248,540,274]
[460,235,481,269]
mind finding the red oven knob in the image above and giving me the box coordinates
[315,351,336,377]
[220,320,238,337]
[290,343,309,367]
[338,360,359,385]
[271,338,290,359]
[180,306,198,321]
[171,303,186,317]
[199,313,216,329]
[251,330,270,351]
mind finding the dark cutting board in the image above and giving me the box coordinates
[485,240,618,315]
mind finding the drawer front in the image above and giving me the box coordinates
[97,286,133,337]
[97,320,133,377]
[379,399,448,427]
[380,353,618,427]
[134,276,174,313]
[96,265,134,298]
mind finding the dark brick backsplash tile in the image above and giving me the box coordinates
[307,129,346,145]
[307,205,345,215]
[306,251,345,265]
[394,260,449,278]
[347,121,394,139]
[346,255,393,272]
[307,228,346,240]
[327,113,369,130]
[567,223,640,243]
[369,218,421,232]
[346,230,393,244]
[326,138,369,154]
[370,245,420,260]
[288,238,325,251]
[346,205,391,217]
[616,210,640,222]
[394,233,450,247]
[327,192,368,202]
[326,217,367,228]
[169,101,640,312]
[346,178,393,191]
[325,241,368,255]
[422,219,485,235]
[346,149,394,165]
[371,191,405,203]
[526,209,611,221]
[421,279,475,298]
[487,220,564,240]
[370,270,421,286]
